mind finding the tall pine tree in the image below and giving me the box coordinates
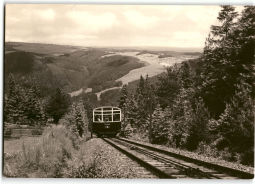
[119,84,129,134]
[4,74,25,125]
[149,104,169,144]
[45,88,71,123]
[200,5,239,117]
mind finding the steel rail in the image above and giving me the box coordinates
[118,138,254,179]
[112,138,220,179]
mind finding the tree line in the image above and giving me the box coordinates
[118,6,254,166]
[4,73,90,139]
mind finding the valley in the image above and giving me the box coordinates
[4,41,200,103]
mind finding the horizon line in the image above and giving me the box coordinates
[5,40,203,52]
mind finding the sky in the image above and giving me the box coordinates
[5,4,224,50]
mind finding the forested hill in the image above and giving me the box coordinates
[98,58,201,106]
[4,42,144,95]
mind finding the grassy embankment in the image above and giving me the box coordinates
[3,125,140,178]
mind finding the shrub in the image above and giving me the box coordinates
[4,125,77,177]
[121,123,133,138]
[59,101,89,142]
[63,139,140,178]
[196,141,219,158]
[63,152,101,178]
[62,142,102,178]
[208,82,254,166]
[4,128,12,137]
[31,128,43,135]
[149,105,169,144]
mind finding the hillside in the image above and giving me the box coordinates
[4,41,201,105]
[4,42,145,94]
[5,42,81,55]
[99,58,201,106]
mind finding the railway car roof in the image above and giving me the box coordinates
[93,106,121,111]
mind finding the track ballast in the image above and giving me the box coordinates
[103,138,254,179]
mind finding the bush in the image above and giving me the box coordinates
[63,139,141,178]
[208,82,254,166]
[196,141,219,158]
[59,101,89,140]
[240,149,254,166]
[4,125,77,177]
[4,128,12,137]
[31,128,43,135]
[149,105,169,145]
[63,151,101,178]
[21,125,75,177]
[120,123,133,138]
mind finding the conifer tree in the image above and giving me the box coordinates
[134,75,147,129]
[136,75,145,97]
[82,96,94,133]
[200,5,239,117]
[119,84,129,134]
[125,94,138,129]
[185,97,210,151]
[73,102,88,137]
[178,62,193,89]
[156,67,180,108]
[234,6,255,96]
[62,101,88,138]
[149,104,169,144]
[45,88,71,123]
[209,82,254,165]
[23,87,43,126]
[134,75,157,132]
[119,84,128,109]
[168,88,188,148]
[4,74,25,124]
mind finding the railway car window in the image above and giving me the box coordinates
[103,115,112,122]
[93,107,121,122]
[113,113,121,122]
[102,112,112,115]
[95,115,102,122]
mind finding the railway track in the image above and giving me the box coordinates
[103,138,254,179]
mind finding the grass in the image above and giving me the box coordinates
[3,124,150,178]
[3,125,77,177]
[4,136,41,154]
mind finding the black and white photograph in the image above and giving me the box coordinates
[3,4,254,179]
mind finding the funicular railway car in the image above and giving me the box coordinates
[92,106,121,137]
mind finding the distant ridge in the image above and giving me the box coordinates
[5,41,202,53]
[95,46,202,53]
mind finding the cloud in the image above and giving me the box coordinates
[5,4,227,49]
[123,10,159,29]
[67,11,117,33]
[37,9,56,21]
